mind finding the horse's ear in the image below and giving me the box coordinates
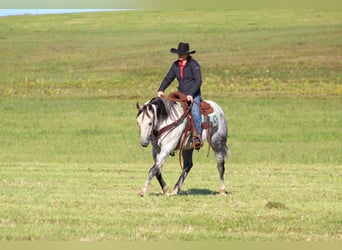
[136,102,141,110]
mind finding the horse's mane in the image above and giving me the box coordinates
[147,97,179,122]
[137,97,180,123]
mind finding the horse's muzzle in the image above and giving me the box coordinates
[140,140,149,147]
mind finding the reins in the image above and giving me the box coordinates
[153,100,192,143]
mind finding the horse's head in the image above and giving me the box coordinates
[136,101,157,147]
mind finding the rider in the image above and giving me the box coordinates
[157,42,203,149]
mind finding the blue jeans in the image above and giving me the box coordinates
[191,95,202,138]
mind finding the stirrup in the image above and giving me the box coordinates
[193,136,203,150]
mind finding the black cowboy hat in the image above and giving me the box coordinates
[170,42,196,54]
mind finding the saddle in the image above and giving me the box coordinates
[167,91,214,150]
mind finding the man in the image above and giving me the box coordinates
[157,42,203,149]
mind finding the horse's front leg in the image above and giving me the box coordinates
[171,149,194,195]
[152,145,169,194]
[139,163,160,196]
[139,150,169,197]
[156,171,169,194]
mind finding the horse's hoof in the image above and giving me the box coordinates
[162,186,169,195]
[139,187,147,197]
[168,190,178,196]
[220,190,227,196]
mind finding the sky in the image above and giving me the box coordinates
[0,9,120,17]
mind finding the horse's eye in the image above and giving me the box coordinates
[148,122,152,126]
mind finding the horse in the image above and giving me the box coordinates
[136,94,229,196]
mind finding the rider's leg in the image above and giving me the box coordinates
[191,95,203,148]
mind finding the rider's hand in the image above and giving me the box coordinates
[187,95,194,103]
[157,91,164,97]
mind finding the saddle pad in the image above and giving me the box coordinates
[201,112,218,128]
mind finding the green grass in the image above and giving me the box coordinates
[1,98,341,165]
[0,10,341,241]
[0,9,341,98]
[0,162,341,240]
[0,97,341,240]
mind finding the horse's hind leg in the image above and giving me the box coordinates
[214,147,227,196]
[217,159,226,196]
[171,149,194,195]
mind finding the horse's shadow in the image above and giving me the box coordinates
[179,188,218,196]
[179,188,232,196]
[151,188,231,196]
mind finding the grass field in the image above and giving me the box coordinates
[0,10,341,241]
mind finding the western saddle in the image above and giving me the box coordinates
[167,91,214,150]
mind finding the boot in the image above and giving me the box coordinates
[193,135,203,150]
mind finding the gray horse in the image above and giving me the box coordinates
[136,96,229,196]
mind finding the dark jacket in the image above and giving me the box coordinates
[158,56,202,97]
